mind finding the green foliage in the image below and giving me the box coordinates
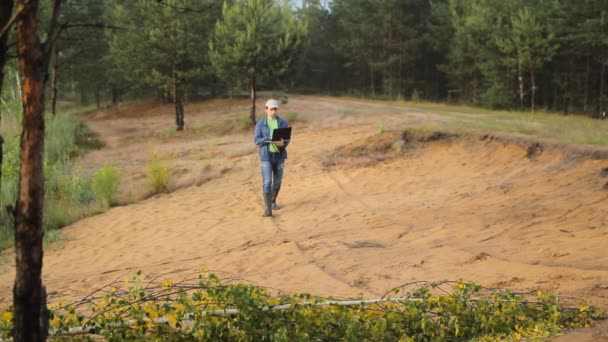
[59,0,111,105]
[148,158,169,194]
[411,89,421,102]
[237,115,254,129]
[67,174,96,204]
[4,273,598,341]
[285,112,298,122]
[209,0,306,120]
[0,106,98,250]
[46,114,81,162]
[92,163,121,208]
[378,121,386,134]
[105,0,220,128]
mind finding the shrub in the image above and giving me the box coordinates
[285,112,298,122]
[0,95,102,250]
[238,115,253,129]
[378,121,386,133]
[68,174,95,204]
[46,114,80,162]
[92,163,121,208]
[411,89,421,102]
[148,158,169,194]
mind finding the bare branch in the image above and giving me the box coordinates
[61,23,129,31]
[0,3,23,40]
[43,0,63,57]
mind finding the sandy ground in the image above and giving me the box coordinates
[1,95,607,339]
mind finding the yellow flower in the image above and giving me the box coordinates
[2,311,12,322]
[163,279,173,289]
[49,315,61,328]
[172,302,185,313]
[167,312,178,328]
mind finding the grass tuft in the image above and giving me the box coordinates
[148,158,170,194]
[92,163,121,208]
[285,112,298,122]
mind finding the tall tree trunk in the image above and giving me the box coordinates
[562,72,569,114]
[369,55,375,97]
[174,87,184,131]
[248,74,256,126]
[553,84,558,111]
[473,74,478,104]
[111,84,119,105]
[600,62,605,117]
[0,0,15,117]
[0,0,14,202]
[518,57,524,109]
[95,88,100,110]
[584,55,590,114]
[14,0,60,340]
[50,41,58,116]
[529,55,536,113]
[398,40,403,100]
[172,66,184,131]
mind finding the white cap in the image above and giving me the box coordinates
[265,99,279,109]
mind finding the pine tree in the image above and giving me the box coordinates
[106,0,218,130]
[209,0,305,125]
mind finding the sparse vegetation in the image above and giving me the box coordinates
[0,91,102,250]
[411,89,421,102]
[398,101,608,146]
[378,121,386,133]
[323,128,455,168]
[285,111,298,122]
[148,158,170,194]
[91,163,121,208]
[237,115,253,129]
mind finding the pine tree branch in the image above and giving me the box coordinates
[155,0,214,14]
[62,23,129,31]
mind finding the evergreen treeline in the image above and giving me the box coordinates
[295,0,607,116]
[2,0,607,118]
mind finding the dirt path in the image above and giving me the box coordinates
[1,96,607,338]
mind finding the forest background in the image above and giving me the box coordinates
[3,0,607,120]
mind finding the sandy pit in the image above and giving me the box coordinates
[0,95,607,339]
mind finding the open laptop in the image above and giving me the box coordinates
[271,127,292,142]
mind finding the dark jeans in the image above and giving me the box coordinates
[261,154,284,194]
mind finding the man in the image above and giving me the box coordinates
[254,99,290,217]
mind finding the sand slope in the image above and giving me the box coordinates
[0,96,607,338]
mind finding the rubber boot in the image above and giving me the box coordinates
[262,192,272,217]
[271,187,281,210]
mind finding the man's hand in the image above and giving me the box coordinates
[274,139,285,147]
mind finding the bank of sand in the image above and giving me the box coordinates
[0,96,607,339]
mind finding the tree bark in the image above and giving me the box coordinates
[95,88,100,110]
[518,58,524,109]
[111,84,119,105]
[172,66,184,131]
[13,0,61,340]
[0,0,13,201]
[600,62,605,117]
[249,74,256,126]
[584,55,590,114]
[50,41,58,116]
[529,54,536,113]
[0,0,15,113]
